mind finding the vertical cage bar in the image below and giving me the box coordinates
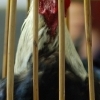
[33,0,39,100]
[27,0,31,12]
[66,9,70,30]
[2,0,10,78]
[7,0,17,100]
[84,0,95,100]
[58,0,65,100]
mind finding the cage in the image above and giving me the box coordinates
[0,0,100,100]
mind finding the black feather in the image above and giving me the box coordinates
[0,52,100,100]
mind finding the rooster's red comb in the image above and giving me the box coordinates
[39,0,70,15]
[39,0,70,36]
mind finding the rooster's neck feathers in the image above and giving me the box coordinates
[14,0,87,82]
[14,1,58,75]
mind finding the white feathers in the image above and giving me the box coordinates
[64,23,87,81]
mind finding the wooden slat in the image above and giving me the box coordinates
[58,0,65,100]
[27,0,31,12]
[33,0,39,100]
[7,0,17,100]
[2,0,10,78]
[84,0,95,100]
[66,8,70,30]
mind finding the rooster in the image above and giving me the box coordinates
[14,0,87,81]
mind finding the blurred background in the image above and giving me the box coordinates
[69,0,100,79]
[0,0,100,79]
[69,0,100,59]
